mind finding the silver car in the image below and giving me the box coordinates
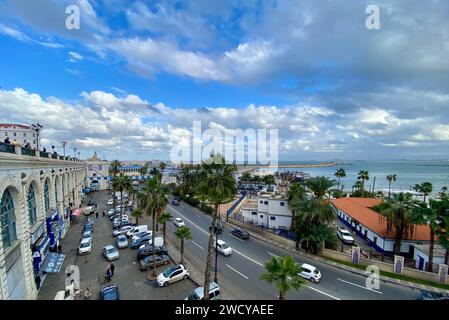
[113,225,134,237]
[102,245,120,261]
[116,235,128,249]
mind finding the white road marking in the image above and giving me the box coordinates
[229,234,244,242]
[191,240,204,250]
[267,252,281,259]
[168,205,210,236]
[337,278,383,294]
[304,285,341,300]
[226,264,249,279]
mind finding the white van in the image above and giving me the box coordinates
[139,236,164,249]
[126,225,149,238]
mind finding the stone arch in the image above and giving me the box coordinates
[24,179,42,227]
[0,177,23,248]
[54,174,61,208]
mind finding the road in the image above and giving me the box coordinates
[166,200,422,300]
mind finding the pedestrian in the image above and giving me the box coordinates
[25,142,31,149]
[110,263,115,276]
[42,147,46,152]
[102,211,105,217]
[105,268,112,282]
[3,137,11,144]
[95,211,99,219]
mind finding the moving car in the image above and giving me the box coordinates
[78,238,92,255]
[209,224,223,234]
[116,235,129,249]
[139,254,170,271]
[298,263,321,283]
[156,264,189,287]
[107,199,114,206]
[112,225,134,237]
[337,227,355,245]
[214,240,232,256]
[419,291,449,300]
[99,285,119,300]
[173,217,185,228]
[171,198,180,205]
[230,228,250,240]
[102,245,120,261]
[185,282,221,300]
[137,245,168,261]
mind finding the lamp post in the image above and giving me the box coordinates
[61,140,68,157]
[31,123,43,150]
[73,147,78,158]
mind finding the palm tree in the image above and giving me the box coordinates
[113,173,131,220]
[386,174,397,198]
[110,160,121,208]
[287,183,306,247]
[439,186,448,199]
[260,256,305,300]
[357,170,369,197]
[263,175,276,192]
[377,193,417,255]
[174,226,192,264]
[334,168,346,190]
[131,208,143,225]
[157,211,172,244]
[241,171,252,194]
[139,164,148,177]
[159,162,166,171]
[305,176,337,199]
[420,182,433,202]
[196,154,236,300]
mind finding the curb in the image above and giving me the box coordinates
[222,218,449,295]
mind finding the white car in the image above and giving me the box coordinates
[107,209,115,217]
[214,239,232,256]
[78,238,92,255]
[84,205,95,216]
[116,235,129,249]
[298,263,321,283]
[156,264,189,287]
[337,227,355,245]
[107,199,114,205]
[131,231,153,242]
[174,218,185,228]
[112,225,134,237]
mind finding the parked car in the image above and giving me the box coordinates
[171,198,180,205]
[113,225,134,237]
[131,231,152,242]
[214,239,232,256]
[419,291,449,300]
[185,281,221,300]
[137,245,168,261]
[156,264,189,287]
[84,205,95,216]
[126,225,149,238]
[130,234,153,249]
[209,224,223,234]
[102,245,120,261]
[116,235,129,249]
[87,199,96,206]
[139,254,170,271]
[78,238,92,255]
[230,228,250,240]
[107,209,115,217]
[83,223,93,233]
[298,263,321,283]
[173,217,185,228]
[113,220,131,229]
[139,236,164,249]
[99,285,119,300]
[107,199,114,206]
[81,230,93,241]
[336,227,355,245]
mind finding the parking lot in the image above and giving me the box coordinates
[37,190,196,300]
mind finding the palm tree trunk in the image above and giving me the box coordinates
[151,208,156,277]
[337,176,341,190]
[180,238,184,264]
[394,228,403,256]
[163,222,167,244]
[279,290,285,300]
[203,203,219,301]
[445,248,448,265]
[427,229,435,272]
[388,181,392,198]
[361,179,365,197]
[136,216,139,225]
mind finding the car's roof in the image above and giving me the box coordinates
[193,282,220,296]
[80,238,91,244]
[104,245,115,250]
[217,239,227,245]
[301,263,316,270]
[175,217,183,221]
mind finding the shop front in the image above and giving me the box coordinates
[46,209,64,252]
[30,222,50,274]
[5,245,26,299]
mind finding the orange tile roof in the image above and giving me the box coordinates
[331,197,432,241]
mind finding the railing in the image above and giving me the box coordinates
[226,192,247,218]
[40,151,49,158]
[52,154,58,159]
[21,147,35,156]
[0,142,15,154]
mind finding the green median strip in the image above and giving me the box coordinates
[323,256,449,291]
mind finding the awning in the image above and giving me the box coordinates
[41,252,65,274]
[72,208,83,217]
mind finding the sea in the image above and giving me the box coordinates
[256,160,449,195]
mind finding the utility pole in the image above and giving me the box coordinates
[31,123,43,150]
[61,140,68,156]
[73,147,78,158]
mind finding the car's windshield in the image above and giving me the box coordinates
[163,266,178,277]
[187,292,201,300]
[341,230,351,236]
[221,243,229,249]
[80,242,90,248]
[313,270,320,275]
[103,290,118,300]
[106,248,116,254]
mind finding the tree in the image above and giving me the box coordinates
[131,208,143,225]
[113,173,131,220]
[420,182,433,202]
[287,183,306,247]
[439,186,448,199]
[357,170,369,197]
[139,164,148,177]
[305,176,337,199]
[334,168,346,190]
[376,193,417,255]
[174,226,192,264]
[110,160,121,208]
[260,256,305,300]
[386,174,397,198]
[158,211,172,244]
[159,162,166,171]
[263,175,276,192]
[196,154,236,300]
[240,171,252,194]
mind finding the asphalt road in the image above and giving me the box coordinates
[166,200,422,300]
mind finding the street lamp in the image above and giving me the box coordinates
[61,140,68,156]
[73,147,78,158]
[214,208,221,283]
[31,123,43,150]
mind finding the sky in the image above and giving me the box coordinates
[0,0,448,162]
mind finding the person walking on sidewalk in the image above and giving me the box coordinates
[102,211,105,217]
[96,211,99,219]
[110,263,115,276]
[105,266,112,282]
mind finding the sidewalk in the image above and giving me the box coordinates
[222,217,449,294]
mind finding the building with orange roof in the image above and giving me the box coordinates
[330,197,432,255]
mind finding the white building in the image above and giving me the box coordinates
[0,146,86,300]
[85,152,110,190]
[0,123,39,148]
[240,192,292,230]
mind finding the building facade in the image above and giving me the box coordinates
[0,145,86,300]
[0,124,39,148]
[85,152,110,191]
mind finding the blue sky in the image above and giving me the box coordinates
[0,0,449,161]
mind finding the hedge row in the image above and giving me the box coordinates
[178,194,214,215]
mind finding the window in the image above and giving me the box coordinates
[1,189,18,248]
[264,201,268,205]
[260,215,263,218]
[33,140,36,144]
[4,132,7,136]
[251,211,257,215]
[270,216,276,220]
[260,201,263,204]
[44,180,50,213]
[280,202,285,206]
[13,132,16,136]
[373,237,378,244]
[27,184,37,225]
[33,133,35,137]
[23,133,26,137]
